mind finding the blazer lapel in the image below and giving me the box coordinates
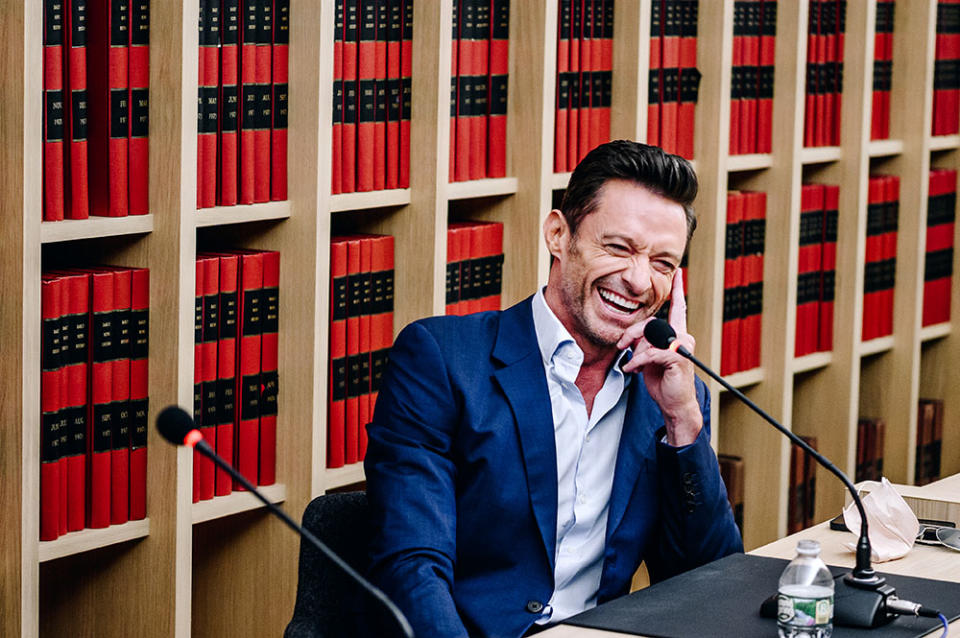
[492,298,558,569]
[606,378,658,541]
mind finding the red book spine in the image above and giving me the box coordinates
[41,276,64,540]
[450,7,457,183]
[466,223,485,314]
[357,238,373,459]
[344,238,362,463]
[588,0,603,153]
[198,0,220,209]
[66,0,90,219]
[797,184,824,357]
[258,250,279,485]
[214,254,239,495]
[740,0,758,155]
[455,0,474,182]
[374,0,388,190]
[881,175,900,337]
[478,222,504,311]
[819,185,838,352]
[110,268,132,525]
[804,1,817,147]
[399,0,412,187]
[87,0,130,217]
[198,257,220,500]
[757,0,775,153]
[863,176,884,341]
[676,0,698,160]
[357,0,376,191]
[239,0,258,204]
[385,0,402,189]
[220,0,240,205]
[61,272,90,531]
[743,190,766,369]
[44,0,66,222]
[128,0,149,214]
[128,268,148,520]
[192,259,203,503]
[730,1,744,155]
[369,236,394,444]
[660,0,679,155]
[328,240,348,468]
[449,224,470,314]
[87,270,115,528]
[253,0,273,202]
[647,0,662,148]
[487,0,508,178]
[722,193,743,375]
[234,251,263,488]
[556,0,571,172]
[832,0,845,146]
[342,0,359,193]
[814,0,828,147]
[332,1,344,194]
[271,0,289,200]
[446,226,462,315]
[566,0,581,168]
[598,0,613,145]
[880,1,893,140]
[576,0,592,164]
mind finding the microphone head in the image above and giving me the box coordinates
[644,318,677,350]
[156,405,198,446]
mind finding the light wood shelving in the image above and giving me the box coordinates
[4,1,960,636]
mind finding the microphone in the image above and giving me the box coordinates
[643,319,905,628]
[156,406,415,638]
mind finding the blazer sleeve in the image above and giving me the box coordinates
[645,381,745,582]
[363,321,471,638]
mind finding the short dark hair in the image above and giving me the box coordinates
[559,140,699,245]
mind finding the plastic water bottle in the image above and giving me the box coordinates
[777,539,834,638]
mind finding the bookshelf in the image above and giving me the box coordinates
[3,1,960,636]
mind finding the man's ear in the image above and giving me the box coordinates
[543,209,569,261]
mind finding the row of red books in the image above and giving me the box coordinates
[43,0,150,221]
[553,0,614,173]
[446,221,505,316]
[916,398,944,485]
[647,0,699,159]
[795,183,838,357]
[449,0,510,183]
[328,235,395,468]
[855,417,886,483]
[721,191,765,375]
[788,435,818,535]
[332,0,413,194]
[40,266,149,541]
[803,0,846,148]
[863,174,899,342]
[197,0,289,208]
[933,0,960,136]
[729,0,776,156]
[192,250,279,502]
[718,454,744,537]
[923,168,956,326]
[871,0,895,141]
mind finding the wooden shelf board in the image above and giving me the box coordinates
[325,463,366,489]
[718,367,765,391]
[859,335,896,357]
[930,135,960,151]
[38,519,150,563]
[191,484,287,524]
[446,177,519,201]
[727,153,774,172]
[920,322,952,342]
[329,189,411,213]
[551,172,572,191]
[41,214,155,244]
[195,201,292,227]
[799,146,843,165]
[792,351,834,374]
[868,139,904,158]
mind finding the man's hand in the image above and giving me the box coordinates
[617,270,702,446]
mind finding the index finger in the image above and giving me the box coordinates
[668,268,687,334]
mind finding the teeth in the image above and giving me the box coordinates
[599,288,640,311]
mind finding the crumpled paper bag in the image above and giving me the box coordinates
[841,477,920,562]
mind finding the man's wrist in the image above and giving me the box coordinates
[662,402,703,447]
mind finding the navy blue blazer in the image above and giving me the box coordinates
[364,297,743,638]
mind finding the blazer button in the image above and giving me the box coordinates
[526,600,544,614]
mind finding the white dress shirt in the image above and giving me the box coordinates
[530,289,632,625]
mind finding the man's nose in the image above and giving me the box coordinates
[622,256,652,294]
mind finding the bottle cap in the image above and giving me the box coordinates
[796,539,821,556]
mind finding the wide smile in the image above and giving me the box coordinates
[597,287,643,315]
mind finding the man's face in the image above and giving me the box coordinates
[545,179,688,352]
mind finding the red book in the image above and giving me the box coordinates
[660,0,680,155]
[555,72,571,173]
[676,0,698,159]
[128,0,149,214]
[589,0,604,153]
[87,269,115,527]
[797,184,824,357]
[198,257,220,500]
[344,237,362,463]
[863,176,884,341]
[40,276,64,540]
[234,250,263,488]
[271,0,289,200]
[464,223,484,314]
[374,0,389,190]
[385,0,402,189]
[109,268,132,525]
[814,0,828,147]
[357,238,373,459]
[128,267,148,520]
[566,0,581,168]
[647,0,662,148]
[880,175,900,337]
[818,185,838,352]
[487,0,509,178]
[328,240,348,468]
[238,0,258,204]
[368,236,395,446]
[598,0,613,146]
[804,0,818,147]
[742,191,766,370]
[198,0,220,209]
[471,0,491,177]
[357,0,377,191]
[342,0,359,193]
[478,222,504,312]
[448,223,471,314]
[757,0,775,153]
[59,272,90,531]
[831,0,845,146]
[87,0,130,217]
[454,0,474,182]
[220,0,240,205]
[730,1,744,155]
[66,0,90,219]
[446,225,461,315]
[450,45,457,182]
[258,250,279,485]
[43,0,66,222]
[253,0,273,203]
[721,192,743,375]
[739,0,758,155]
[214,253,239,495]
[192,259,203,503]
[576,1,593,164]
[332,1,345,195]
[399,0,412,188]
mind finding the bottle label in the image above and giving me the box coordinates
[777,593,833,627]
